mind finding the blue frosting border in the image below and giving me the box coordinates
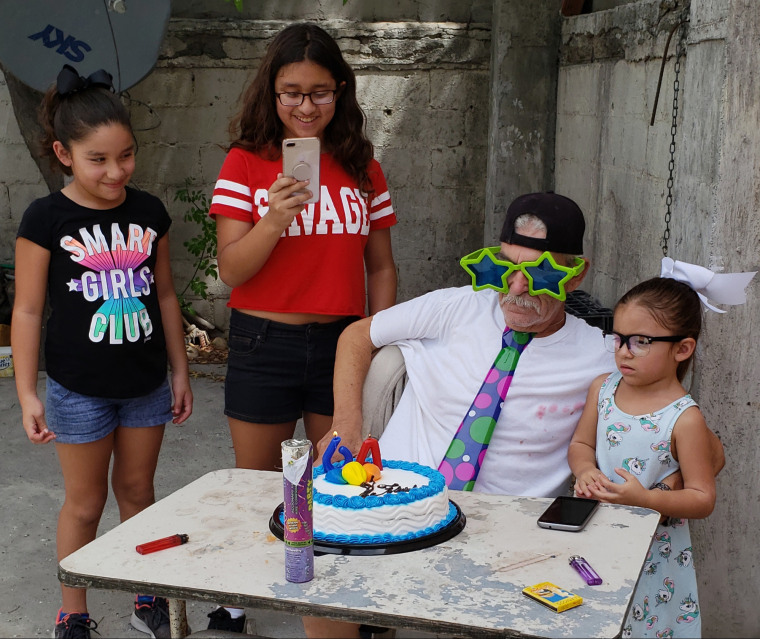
[311,459,456,545]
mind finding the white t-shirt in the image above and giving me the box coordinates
[370,286,615,497]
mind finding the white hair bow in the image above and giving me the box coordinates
[660,257,757,313]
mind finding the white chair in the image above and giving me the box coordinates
[360,345,407,439]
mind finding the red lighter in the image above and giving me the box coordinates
[135,534,189,555]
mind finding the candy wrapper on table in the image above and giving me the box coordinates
[281,438,313,583]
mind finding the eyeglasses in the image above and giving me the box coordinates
[276,90,337,107]
[603,331,686,357]
[459,247,585,301]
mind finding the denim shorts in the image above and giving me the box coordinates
[46,376,173,444]
[224,310,359,423]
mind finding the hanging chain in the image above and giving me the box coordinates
[661,19,688,257]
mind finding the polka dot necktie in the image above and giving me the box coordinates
[438,328,533,491]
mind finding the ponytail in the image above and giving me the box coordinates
[38,65,132,175]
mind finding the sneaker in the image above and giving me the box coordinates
[54,611,99,639]
[207,607,246,633]
[130,596,170,639]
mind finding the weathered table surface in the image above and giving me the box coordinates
[59,468,659,638]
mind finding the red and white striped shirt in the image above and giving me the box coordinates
[210,148,396,316]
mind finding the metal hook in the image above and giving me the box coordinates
[650,18,689,126]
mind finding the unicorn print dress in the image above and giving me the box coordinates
[595,372,701,638]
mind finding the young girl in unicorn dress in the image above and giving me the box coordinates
[569,259,755,638]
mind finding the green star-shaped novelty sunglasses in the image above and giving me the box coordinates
[460,247,585,301]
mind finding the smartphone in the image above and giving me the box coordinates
[282,137,320,203]
[537,496,599,532]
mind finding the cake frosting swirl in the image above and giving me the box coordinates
[312,459,456,545]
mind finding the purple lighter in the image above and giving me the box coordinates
[569,555,602,585]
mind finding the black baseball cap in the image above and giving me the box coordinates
[499,191,585,254]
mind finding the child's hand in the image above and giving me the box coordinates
[266,174,313,232]
[574,468,606,497]
[170,378,193,425]
[21,397,56,444]
[587,468,648,507]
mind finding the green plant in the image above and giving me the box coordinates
[174,180,218,314]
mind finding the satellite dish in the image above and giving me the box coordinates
[0,0,170,92]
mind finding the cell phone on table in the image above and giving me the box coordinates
[282,137,320,203]
[537,496,599,532]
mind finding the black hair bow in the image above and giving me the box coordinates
[56,64,114,96]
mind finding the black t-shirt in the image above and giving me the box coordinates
[17,187,172,398]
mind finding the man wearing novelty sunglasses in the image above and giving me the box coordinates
[319,192,723,499]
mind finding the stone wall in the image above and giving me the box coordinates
[555,1,760,635]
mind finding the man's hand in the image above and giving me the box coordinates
[314,427,364,464]
[322,317,378,463]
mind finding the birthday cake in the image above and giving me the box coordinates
[312,459,457,545]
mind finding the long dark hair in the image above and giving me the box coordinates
[616,277,702,381]
[230,22,374,197]
[38,80,132,176]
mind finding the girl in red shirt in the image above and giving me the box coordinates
[207,23,397,634]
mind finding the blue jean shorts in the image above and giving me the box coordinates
[224,310,359,423]
[46,376,173,444]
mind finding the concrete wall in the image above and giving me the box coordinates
[130,17,494,326]
[0,75,50,267]
[485,0,562,242]
[0,1,493,330]
[555,0,759,635]
[1,1,757,634]
[0,0,561,323]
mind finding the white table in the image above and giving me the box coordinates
[59,469,660,638]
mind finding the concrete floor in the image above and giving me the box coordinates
[0,365,437,639]
[0,365,304,638]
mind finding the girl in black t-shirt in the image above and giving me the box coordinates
[12,65,193,639]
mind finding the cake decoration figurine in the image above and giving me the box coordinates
[363,463,382,481]
[321,431,355,483]
[356,436,383,469]
[321,433,385,485]
[341,461,367,485]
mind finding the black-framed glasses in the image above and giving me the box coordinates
[603,331,687,357]
[276,90,337,107]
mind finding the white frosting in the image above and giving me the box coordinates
[312,466,451,541]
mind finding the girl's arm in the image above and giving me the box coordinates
[11,238,55,444]
[216,175,312,288]
[656,426,725,490]
[568,374,609,497]
[650,408,716,518]
[364,227,396,315]
[589,407,716,520]
[154,235,193,424]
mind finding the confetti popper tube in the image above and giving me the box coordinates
[282,438,314,583]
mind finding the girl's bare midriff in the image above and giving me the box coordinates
[237,308,347,325]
